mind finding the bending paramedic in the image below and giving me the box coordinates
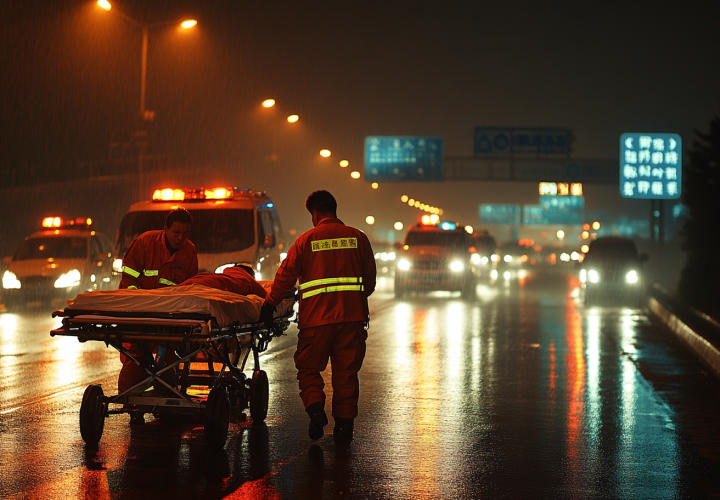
[117,208,198,422]
[260,190,376,440]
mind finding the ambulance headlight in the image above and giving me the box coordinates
[112,258,123,273]
[397,259,411,271]
[471,254,481,265]
[54,269,81,288]
[2,270,21,289]
[215,263,235,274]
[626,270,639,284]
[450,260,465,272]
[588,269,600,283]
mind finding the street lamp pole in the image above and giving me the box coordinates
[97,1,196,198]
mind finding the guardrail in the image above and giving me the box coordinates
[648,284,720,378]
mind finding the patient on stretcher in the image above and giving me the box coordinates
[178,264,267,298]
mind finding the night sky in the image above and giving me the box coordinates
[2,0,720,250]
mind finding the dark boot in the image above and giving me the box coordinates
[333,417,354,439]
[305,402,328,440]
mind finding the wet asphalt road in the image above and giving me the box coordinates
[2,271,720,499]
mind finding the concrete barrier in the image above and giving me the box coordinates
[648,296,720,378]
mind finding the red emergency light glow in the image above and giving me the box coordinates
[152,187,235,202]
[43,217,62,228]
[42,217,92,228]
[205,187,234,200]
[153,189,185,201]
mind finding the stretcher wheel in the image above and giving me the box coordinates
[250,370,269,422]
[205,384,230,447]
[79,384,105,446]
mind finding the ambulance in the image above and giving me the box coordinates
[113,186,286,281]
[394,216,478,299]
[2,217,115,311]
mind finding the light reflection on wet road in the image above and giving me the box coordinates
[1,271,719,499]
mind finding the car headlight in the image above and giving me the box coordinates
[490,269,498,280]
[450,260,465,272]
[580,269,587,283]
[112,258,123,273]
[2,270,21,289]
[388,252,396,261]
[215,263,235,274]
[588,269,600,283]
[626,270,639,284]
[503,271,511,280]
[471,254,481,265]
[504,255,512,263]
[481,256,489,265]
[397,259,411,271]
[54,269,81,288]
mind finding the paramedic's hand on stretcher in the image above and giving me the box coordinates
[259,304,275,328]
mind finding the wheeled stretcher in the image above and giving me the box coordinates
[50,282,296,447]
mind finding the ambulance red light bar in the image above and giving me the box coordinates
[42,217,92,228]
[152,187,235,202]
[420,214,440,225]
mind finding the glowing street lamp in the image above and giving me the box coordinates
[97,2,197,197]
[401,195,408,202]
[371,183,379,189]
[319,149,331,158]
[394,222,404,230]
[287,115,299,123]
[262,99,276,108]
[350,171,361,179]
[365,216,375,225]
[339,160,349,167]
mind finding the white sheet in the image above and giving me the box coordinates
[67,281,294,328]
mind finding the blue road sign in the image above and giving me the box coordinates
[365,136,444,182]
[480,204,522,224]
[539,195,584,210]
[474,128,570,156]
[523,205,582,225]
[620,133,681,199]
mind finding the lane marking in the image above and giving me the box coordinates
[0,370,117,415]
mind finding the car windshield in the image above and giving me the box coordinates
[405,231,468,248]
[588,240,638,260]
[118,209,255,255]
[14,236,87,260]
[474,236,497,254]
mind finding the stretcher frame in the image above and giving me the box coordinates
[50,297,295,447]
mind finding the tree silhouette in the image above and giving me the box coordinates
[678,113,720,316]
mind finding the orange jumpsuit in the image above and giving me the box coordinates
[264,217,376,418]
[118,230,198,393]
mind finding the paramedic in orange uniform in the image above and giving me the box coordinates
[260,190,376,440]
[117,208,198,420]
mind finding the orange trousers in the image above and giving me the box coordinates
[294,321,367,419]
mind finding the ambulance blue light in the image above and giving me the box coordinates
[440,222,457,230]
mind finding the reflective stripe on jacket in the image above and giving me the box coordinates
[265,217,376,328]
[119,230,198,290]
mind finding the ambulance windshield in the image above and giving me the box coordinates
[118,209,255,255]
[15,237,88,260]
